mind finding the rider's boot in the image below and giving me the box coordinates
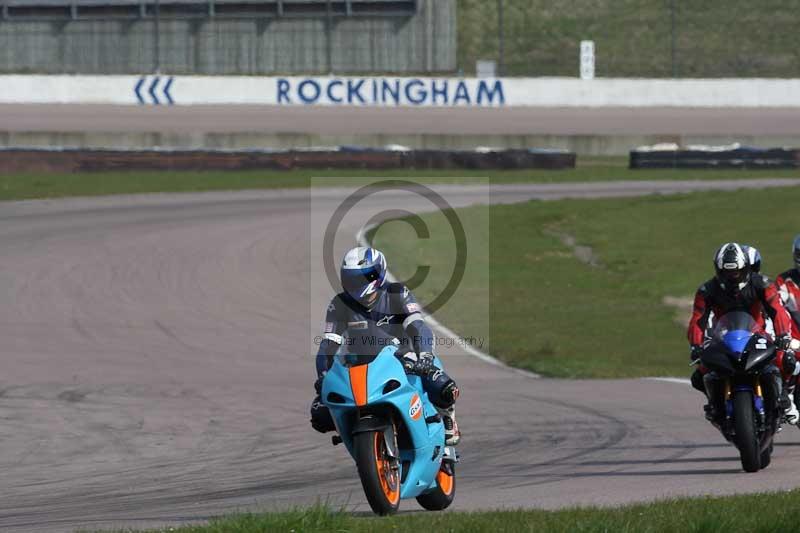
[692,369,715,420]
[436,405,461,446]
[783,383,799,425]
[411,358,462,445]
[780,352,800,424]
[703,374,725,425]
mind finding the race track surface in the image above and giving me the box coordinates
[3,105,800,135]
[2,180,800,532]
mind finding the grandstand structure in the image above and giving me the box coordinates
[1,0,419,20]
[0,0,455,74]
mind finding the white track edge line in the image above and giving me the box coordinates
[356,223,541,379]
[644,377,692,385]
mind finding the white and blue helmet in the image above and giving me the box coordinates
[340,247,387,308]
[744,245,762,273]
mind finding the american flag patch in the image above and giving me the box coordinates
[324,322,335,333]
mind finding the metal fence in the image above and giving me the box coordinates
[0,0,456,74]
[4,0,796,78]
[458,0,800,78]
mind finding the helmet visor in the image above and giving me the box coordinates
[341,265,382,297]
[720,267,747,286]
[794,249,800,265]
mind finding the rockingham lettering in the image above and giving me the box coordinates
[477,80,504,105]
[326,79,344,103]
[275,77,506,106]
[297,79,321,104]
[347,79,366,104]
[431,80,449,105]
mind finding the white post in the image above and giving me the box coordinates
[580,40,595,80]
[476,60,497,78]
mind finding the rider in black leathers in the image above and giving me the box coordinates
[310,246,461,445]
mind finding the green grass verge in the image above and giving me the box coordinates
[458,0,800,77]
[96,490,800,532]
[372,186,800,378]
[3,164,800,202]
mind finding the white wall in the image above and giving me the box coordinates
[1,75,799,107]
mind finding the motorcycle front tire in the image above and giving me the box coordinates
[734,391,761,473]
[354,430,401,515]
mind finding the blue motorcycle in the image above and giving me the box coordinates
[321,333,458,515]
[698,311,783,472]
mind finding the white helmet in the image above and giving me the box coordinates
[714,242,750,294]
[744,245,762,273]
[340,247,387,309]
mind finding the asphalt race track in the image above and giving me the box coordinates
[3,180,800,532]
[4,105,800,135]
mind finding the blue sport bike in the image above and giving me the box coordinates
[321,333,458,515]
[697,311,784,472]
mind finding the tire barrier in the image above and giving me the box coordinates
[0,146,576,174]
[630,143,799,169]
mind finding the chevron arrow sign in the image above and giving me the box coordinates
[134,76,175,105]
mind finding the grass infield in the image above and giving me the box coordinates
[373,186,800,378]
[94,490,800,532]
[4,163,800,201]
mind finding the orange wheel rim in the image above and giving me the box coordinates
[437,469,454,495]
[374,432,400,505]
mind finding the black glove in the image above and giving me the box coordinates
[314,372,326,395]
[310,396,335,433]
[777,335,793,351]
[782,349,800,377]
[690,345,703,362]
[413,352,437,377]
[401,352,437,377]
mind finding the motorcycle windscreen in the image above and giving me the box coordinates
[711,311,760,354]
[337,322,400,367]
[722,330,752,354]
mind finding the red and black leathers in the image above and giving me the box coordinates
[688,274,795,386]
[776,268,800,332]
[688,274,793,347]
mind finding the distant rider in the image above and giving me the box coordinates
[744,244,762,274]
[775,235,800,421]
[776,236,800,333]
[310,247,461,445]
[688,242,798,423]
[744,245,772,337]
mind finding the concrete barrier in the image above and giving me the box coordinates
[2,75,800,107]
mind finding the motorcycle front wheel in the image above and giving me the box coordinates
[734,391,761,473]
[354,429,401,515]
[760,442,773,469]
